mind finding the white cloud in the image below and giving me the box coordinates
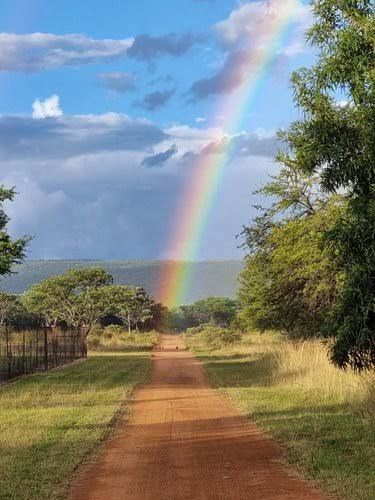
[0,106,278,259]
[215,0,311,55]
[195,117,206,123]
[0,32,133,72]
[32,94,63,119]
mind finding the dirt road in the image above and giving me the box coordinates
[69,334,325,499]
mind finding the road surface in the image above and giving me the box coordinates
[69,334,324,499]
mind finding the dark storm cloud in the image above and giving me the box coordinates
[142,145,178,167]
[97,72,136,93]
[137,89,175,111]
[127,33,195,61]
[0,114,167,160]
[189,50,249,101]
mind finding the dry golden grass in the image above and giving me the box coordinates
[189,330,375,499]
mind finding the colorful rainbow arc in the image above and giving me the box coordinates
[158,0,300,308]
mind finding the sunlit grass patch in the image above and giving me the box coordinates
[0,350,151,499]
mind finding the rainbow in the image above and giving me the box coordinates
[159,0,300,307]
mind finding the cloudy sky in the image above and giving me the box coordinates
[0,0,314,260]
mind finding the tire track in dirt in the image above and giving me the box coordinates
[69,334,325,499]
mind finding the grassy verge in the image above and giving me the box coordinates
[0,350,151,499]
[187,332,375,500]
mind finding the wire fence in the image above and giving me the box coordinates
[0,326,87,382]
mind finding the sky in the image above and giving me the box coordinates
[0,0,314,261]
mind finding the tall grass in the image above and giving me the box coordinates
[188,331,375,499]
[88,329,159,351]
[270,340,374,417]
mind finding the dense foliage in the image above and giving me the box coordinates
[168,296,238,330]
[239,0,375,370]
[185,324,241,350]
[238,170,344,338]
[0,187,29,276]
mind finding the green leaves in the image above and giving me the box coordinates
[0,186,30,276]
[242,0,375,368]
[22,269,155,333]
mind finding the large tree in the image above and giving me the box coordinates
[0,187,29,276]
[104,285,153,333]
[276,0,375,369]
[23,267,113,333]
[238,167,344,339]
[180,297,238,327]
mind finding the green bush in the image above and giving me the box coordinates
[197,325,241,350]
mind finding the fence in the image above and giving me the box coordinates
[0,327,87,382]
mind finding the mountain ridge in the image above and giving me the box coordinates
[0,260,243,305]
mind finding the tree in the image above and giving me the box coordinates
[181,297,238,327]
[144,302,168,331]
[0,186,29,276]
[64,267,112,291]
[277,0,375,369]
[22,267,113,333]
[22,275,71,328]
[104,285,153,333]
[238,164,345,339]
[0,292,25,326]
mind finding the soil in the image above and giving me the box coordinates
[69,333,325,499]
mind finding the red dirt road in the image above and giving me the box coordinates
[69,334,325,499]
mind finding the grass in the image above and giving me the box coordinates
[0,350,151,500]
[187,331,375,500]
[88,329,159,351]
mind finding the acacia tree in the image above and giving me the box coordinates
[22,275,70,328]
[277,0,374,369]
[0,292,25,326]
[22,267,113,333]
[0,187,29,276]
[105,285,153,333]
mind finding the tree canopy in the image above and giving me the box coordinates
[0,187,29,276]
[22,268,155,334]
[239,0,375,369]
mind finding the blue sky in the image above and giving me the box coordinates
[0,0,314,260]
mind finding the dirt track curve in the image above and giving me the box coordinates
[69,334,325,500]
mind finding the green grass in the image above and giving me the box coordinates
[187,332,375,500]
[0,350,151,500]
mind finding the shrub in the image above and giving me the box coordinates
[197,325,241,350]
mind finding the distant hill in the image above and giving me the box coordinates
[0,260,243,305]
